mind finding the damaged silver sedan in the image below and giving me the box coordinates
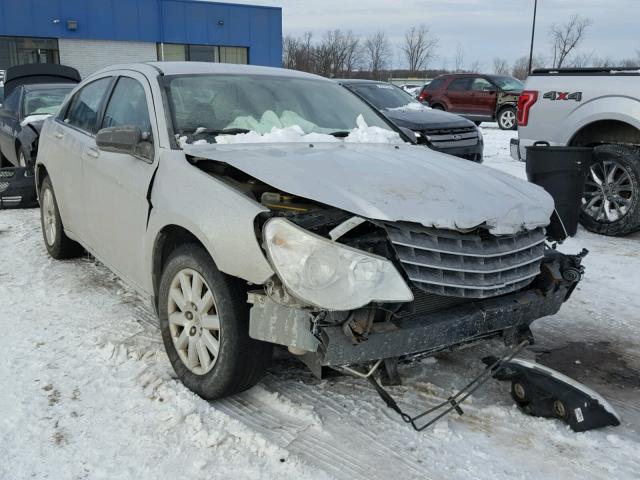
[35,62,585,399]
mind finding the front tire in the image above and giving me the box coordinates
[158,244,272,400]
[39,176,84,259]
[580,144,640,236]
[497,107,517,130]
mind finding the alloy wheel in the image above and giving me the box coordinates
[499,110,516,129]
[582,160,634,223]
[168,268,221,375]
[42,188,57,246]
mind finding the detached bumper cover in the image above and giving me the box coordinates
[314,286,569,367]
[0,167,37,209]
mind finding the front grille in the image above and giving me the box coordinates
[418,126,478,149]
[386,223,546,299]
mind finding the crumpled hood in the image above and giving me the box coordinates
[183,142,554,235]
[383,108,474,131]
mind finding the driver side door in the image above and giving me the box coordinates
[82,72,158,292]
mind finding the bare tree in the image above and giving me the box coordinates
[364,31,391,80]
[492,57,510,75]
[401,25,439,73]
[467,59,482,73]
[550,15,592,68]
[512,55,544,80]
[454,43,464,72]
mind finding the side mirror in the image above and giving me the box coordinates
[96,125,152,160]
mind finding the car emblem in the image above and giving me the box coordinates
[453,134,462,140]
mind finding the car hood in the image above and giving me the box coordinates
[383,108,474,130]
[183,142,554,235]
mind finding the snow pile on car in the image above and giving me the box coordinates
[20,114,52,127]
[215,114,401,145]
[386,102,430,112]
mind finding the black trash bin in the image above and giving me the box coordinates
[526,142,591,241]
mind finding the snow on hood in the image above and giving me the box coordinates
[21,114,52,127]
[183,142,554,235]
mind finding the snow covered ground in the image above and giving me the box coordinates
[1,124,639,479]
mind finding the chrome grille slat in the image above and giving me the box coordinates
[386,224,545,299]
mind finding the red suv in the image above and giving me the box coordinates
[418,74,523,130]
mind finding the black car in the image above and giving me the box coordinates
[0,64,80,169]
[338,79,483,162]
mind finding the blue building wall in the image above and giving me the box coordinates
[0,0,282,66]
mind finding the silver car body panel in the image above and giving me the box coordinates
[37,61,553,302]
[183,142,554,235]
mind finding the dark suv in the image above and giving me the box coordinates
[418,74,523,130]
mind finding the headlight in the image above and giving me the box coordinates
[476,125,484,143]
[264,218,413,310]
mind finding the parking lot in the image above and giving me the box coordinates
[1,124,638,480]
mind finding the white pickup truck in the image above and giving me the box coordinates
[511,67,640,236]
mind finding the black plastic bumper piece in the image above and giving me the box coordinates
[314,286,568,367]
[0,167,37,209]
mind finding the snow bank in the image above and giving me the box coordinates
[21,114,52,127]
[215,114,401,145]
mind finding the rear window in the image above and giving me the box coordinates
[424,78,445,91]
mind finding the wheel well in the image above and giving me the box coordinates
[36,164,48,192]
[431,103,445,110]
[569,120,640,148]
[152,225,207,304]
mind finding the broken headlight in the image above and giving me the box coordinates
[264,218,413,310]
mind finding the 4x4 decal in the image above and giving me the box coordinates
[543,91,582,101]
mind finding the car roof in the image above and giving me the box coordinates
[91,62,332,82]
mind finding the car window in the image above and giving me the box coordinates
[64,77,112,133]
[102,77,151,134]
[447,78,471,91]
[349,84,422,110]
[490,76,524,91]
[471,78,494,91]
[424,78,445,91]
[2,88,20,113]
[23,87,74,116]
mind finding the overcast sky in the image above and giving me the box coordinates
[228,0,638,70]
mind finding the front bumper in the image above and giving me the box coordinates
[310,285,568,369]
[0,167,37,209]
[430,142,483,163]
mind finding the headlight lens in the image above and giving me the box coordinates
[264,218,413,310]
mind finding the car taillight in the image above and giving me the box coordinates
[418,90,429,102]
[517,90,538,127]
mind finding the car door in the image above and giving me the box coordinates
[469,77,497,118]
[444,78,471,114]
[82,73,158,291]
[47,76,113,241]
[0,88,21,164]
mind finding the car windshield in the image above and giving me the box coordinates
[165,74,397,141]
[349,83,424,110]
[490,76,524,91]
[23,87,74,116]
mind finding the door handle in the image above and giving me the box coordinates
[86,148,100,158]
[54,132,63,139]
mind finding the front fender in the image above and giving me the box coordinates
[145,150,275,292]
[16,126,38,166]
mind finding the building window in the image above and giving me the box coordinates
[157,44,248,64]
[0,36,60,71]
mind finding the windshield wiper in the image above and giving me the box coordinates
[182,128,251,136]
[328,131,352,138]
